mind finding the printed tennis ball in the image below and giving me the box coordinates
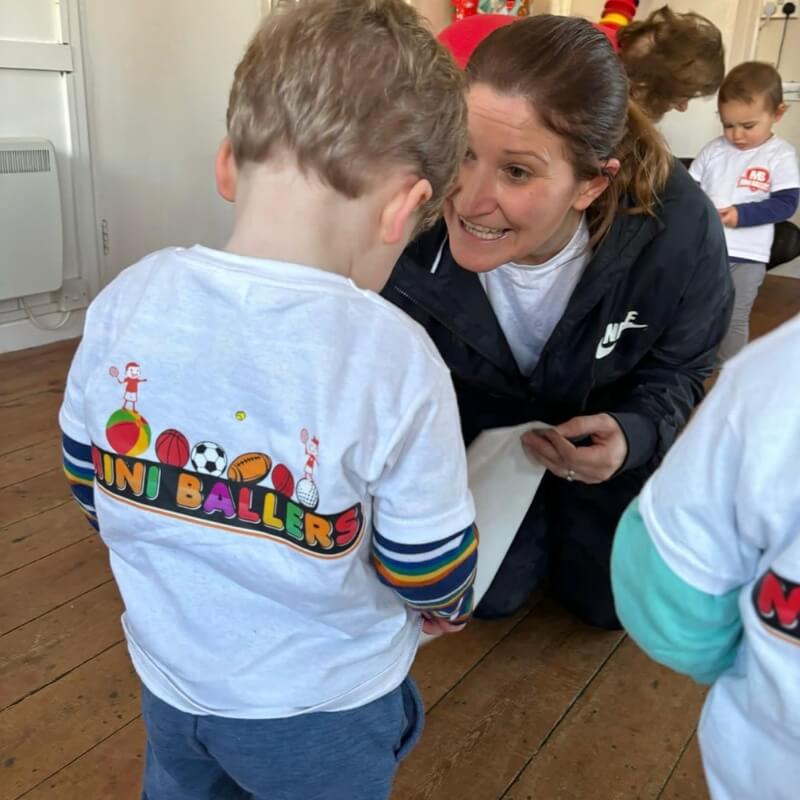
[106,409,151,456]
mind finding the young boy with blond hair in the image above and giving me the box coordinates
[59,2,477,797]
[690,61,800,360]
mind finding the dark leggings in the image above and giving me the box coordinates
[473,477,623,630]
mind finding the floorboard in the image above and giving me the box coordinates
[1,275,797,799]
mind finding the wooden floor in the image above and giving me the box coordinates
[1,276,798,800]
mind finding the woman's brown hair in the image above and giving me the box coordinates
[618,6,725,121]
[466,14,671,245]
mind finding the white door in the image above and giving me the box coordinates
[81,0,262,282]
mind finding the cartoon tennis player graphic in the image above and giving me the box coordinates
[109,362,147,412]
[297,428,320,510]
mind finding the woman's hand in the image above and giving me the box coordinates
[521,413,628,484]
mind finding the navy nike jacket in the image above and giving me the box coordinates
[382,161,734,627]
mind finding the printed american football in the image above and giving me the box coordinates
[227,452,271,484]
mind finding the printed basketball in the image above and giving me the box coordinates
[271,463,294,497]
[105,409,151,456]
[155,429,190,467]
[227,452,271,484]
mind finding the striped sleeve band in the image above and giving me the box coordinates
[372,525,478,623]
[62,433,98,530]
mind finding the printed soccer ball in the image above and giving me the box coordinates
[190,441,227,477]
[296,477,319,510]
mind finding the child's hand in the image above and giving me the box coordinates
[421,613,467,637]
[718,206,738,228]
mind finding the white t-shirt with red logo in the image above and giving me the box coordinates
[690,135,800,262]
[639,314,800,799]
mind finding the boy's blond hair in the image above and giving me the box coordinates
[226,0,466,229]
[719,62,784,114]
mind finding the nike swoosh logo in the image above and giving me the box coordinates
[595,341,618,359]
[596,313,648,359]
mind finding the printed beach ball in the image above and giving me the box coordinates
[106,409,151,456]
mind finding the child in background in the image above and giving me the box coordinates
[690,61,800,360]
[617,5,725,121]
[59,2,477,798]
[611,314,800,800]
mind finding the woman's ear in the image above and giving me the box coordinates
[215,138,237,202]
[380,177,433,245]
[573,158,620,211]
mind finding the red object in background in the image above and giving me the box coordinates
[597,0,638,51]
[452,0,478,21]
[439,2,638,69]
[603,0,638,15]
[438,13,516,68]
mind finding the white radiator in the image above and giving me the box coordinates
[0,138,63,301]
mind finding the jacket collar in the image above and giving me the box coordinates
[394,230,521,377]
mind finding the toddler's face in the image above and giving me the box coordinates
[719,97,784,151]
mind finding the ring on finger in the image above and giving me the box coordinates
[566,468,576,482]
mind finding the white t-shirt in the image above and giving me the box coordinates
[479,217,590,375]
[59,246,475,719]
[639,314,800,800]
[690,135,800,263]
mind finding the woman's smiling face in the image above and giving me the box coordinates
[444,84,594,271]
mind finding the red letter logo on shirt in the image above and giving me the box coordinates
[752,569,800,644]
[737,167,771,193]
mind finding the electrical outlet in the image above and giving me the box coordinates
[59,277,90,312]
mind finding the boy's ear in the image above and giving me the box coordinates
[215,138,237,202]
[775,103,788,122]
[573,158,620,212]
[380,177,433,245]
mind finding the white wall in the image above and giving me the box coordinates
[81,0,262,284]
[757,12,800,80]
[0,0,100,352]
[756,10,800,225]
[412,0,452,32]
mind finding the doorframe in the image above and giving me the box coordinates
[63,0,103,299]
[730,0,762,66]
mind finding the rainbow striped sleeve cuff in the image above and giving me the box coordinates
[372,525,478,623]
[62,432,98,530]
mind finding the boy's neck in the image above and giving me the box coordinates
[225,161,377,279]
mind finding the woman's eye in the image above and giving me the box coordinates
[464,148,476,161]
[505,165,532,182]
